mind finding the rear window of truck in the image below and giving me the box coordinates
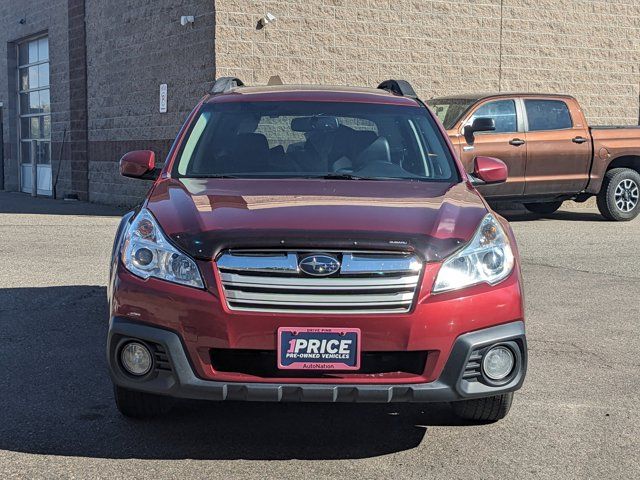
[174,101,460,183]
[525,100,573,131]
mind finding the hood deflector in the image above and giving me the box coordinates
[170,228,466,263]
[146,178,487,263]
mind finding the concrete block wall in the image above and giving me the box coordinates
[214,0,640,125]
[84,0,215,206]
[499,0,640,125]
[3,0,640,207]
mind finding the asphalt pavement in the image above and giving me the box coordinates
[0,191,638,479]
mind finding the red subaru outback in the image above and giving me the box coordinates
[107,79,527,422]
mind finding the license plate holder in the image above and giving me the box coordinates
[277,327,361,370]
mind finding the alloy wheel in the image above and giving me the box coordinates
[614,178,639,212]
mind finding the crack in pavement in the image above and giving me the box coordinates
[521,259,640,281]
[528,339,619,368]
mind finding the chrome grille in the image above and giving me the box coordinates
[216,251,422,314]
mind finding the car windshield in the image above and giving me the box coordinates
[426,98,478,129]
[173,101,459,182]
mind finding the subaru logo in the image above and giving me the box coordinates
[299,254,340,276]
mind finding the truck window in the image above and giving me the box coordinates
[525,100,572,131]
[468,100,517,133]
[426,98,477,129]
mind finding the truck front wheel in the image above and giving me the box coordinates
[451,392,513,423]
[523,201,563,215]
[597,168,640,221]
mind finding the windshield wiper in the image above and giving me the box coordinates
[181,173,423,181]
[308,173,422,181]
[308,173,369,180]
[182,174,246,179]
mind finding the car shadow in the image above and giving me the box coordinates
[493,208,607,223]
[0,285,472,461]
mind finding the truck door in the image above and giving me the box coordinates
[522,98,591,195]
[457,99,526,197]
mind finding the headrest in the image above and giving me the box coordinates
[234,133,269,154]
[354,136,391,166]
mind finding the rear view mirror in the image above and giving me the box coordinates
[119,150,160,180]
[463,117,496,144]
[291,116,339,132]
[469,156,508,186]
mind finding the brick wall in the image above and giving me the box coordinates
[2,0,639,206]
[214,0,640,125]
[84,0,215,206]
[500,0,640,125]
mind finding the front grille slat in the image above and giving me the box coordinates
[219,272,420,288]
[226,304,411,314]
[225,289,416,305]
[217,251,422,314]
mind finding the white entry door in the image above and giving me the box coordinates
[18,36,52,196]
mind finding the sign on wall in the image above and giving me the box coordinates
[159,84,168,113]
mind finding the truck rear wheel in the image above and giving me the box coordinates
[451,392,513,423]
[114,385,173,419]
[597,168,640,221]
[523,201,563,215]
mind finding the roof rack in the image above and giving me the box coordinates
[209,77,419,99]
[377,79,417,99]
[210,77,245,94]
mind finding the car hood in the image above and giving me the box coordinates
[146,178,489,262]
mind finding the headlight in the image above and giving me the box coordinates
[433,214,514,293]
[121,208,204,288]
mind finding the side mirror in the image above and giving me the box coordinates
[119,150,160,180]
[469,156,508,186]
[463,117,495,144]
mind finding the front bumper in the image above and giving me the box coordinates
[107,318,527,403]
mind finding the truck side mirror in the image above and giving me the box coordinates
[119,150,160,180]
[463,117,496,144]
[469,156,508,186]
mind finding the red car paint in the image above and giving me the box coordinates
[473,156,509,185]
[109,85,525,388]
[119,150,156,178]
[145,178,488,261]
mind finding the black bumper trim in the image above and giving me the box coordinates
[107,318,527,403]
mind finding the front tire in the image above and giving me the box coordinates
[523,201,563,215]
[114,385,173,419]
[451,392,513,423]
[596,168,640,221]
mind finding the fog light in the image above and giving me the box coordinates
[120,342,152,376]
[482,345,514,381]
